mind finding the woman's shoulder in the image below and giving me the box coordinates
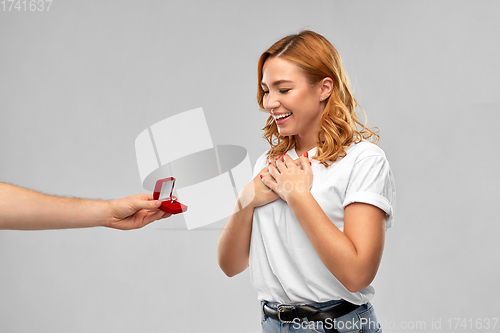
[252,149,271,176]
[345,140,389,162]
[255,149,270,163]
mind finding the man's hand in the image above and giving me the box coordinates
[106,194,172,230]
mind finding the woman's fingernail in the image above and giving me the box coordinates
[260,175,263,179]
[309,162,312,165]
[303,152,308,158]
[268,162,271,165]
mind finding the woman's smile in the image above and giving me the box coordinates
[273,112,293,126]
[261,57,324,141]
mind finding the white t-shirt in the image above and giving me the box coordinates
[249,141,396,305]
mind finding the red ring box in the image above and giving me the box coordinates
[153,177,188,214]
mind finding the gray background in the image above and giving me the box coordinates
[1,1,499,332]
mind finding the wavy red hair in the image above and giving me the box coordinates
[257,30,379,166]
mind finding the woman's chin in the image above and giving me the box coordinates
[277,126,295,137]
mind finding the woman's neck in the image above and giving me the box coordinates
[293,116,323,157]
[294,136,316,157]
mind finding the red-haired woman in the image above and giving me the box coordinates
[218,30,395,333]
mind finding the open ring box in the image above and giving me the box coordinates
[153,177,188,214]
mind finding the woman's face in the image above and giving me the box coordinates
[261,57,324,140]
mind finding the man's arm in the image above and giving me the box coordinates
[0,183,171,230]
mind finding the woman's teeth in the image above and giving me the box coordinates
[275,113,292,120]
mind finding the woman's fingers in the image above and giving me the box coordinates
[270,154,310,169]
[268,153,313,180]
[298,155,311,170]
[267,161,279,179]
[270,154,293,174]
[282,154,296,167]
[260,173,277,192]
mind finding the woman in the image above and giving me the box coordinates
[217,30,395,333]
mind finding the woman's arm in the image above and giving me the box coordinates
[217,167,279,277]
[262,155,386,292]
[288,195,385,292]
[0,182,170,230]
[216,193,255,277]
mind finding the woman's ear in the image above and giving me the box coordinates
[320,77,334,100]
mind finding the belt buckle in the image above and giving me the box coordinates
[277,304,296,324]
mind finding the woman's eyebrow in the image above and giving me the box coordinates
[260,79,293,87]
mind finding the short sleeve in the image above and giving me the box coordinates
[342,155,396,230]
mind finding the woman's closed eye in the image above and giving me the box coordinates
[262,89,290,95]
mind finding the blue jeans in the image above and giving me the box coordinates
[261,300,382,333]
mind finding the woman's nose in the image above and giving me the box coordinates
[264,93,280,112]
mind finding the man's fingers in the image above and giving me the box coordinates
[142,209,171,225]
[127,195,162,211]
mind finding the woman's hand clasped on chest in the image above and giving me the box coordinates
[239,164,280,209]
[260,154,313,204]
